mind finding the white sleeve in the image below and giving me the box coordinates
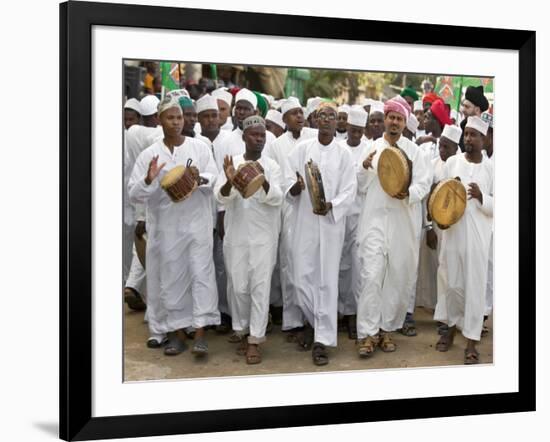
[258,162,284,207]
[128,151,159,204]
[408,148,432,205]
[330,151,357,224]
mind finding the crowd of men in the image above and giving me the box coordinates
[123,79,494,367]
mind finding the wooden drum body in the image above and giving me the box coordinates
[232,161,265,199]
[160,159,198,203]
[304,159,326,213]
[377,146,412,197]
[428,178,467,228]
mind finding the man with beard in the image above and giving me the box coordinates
[215,116,284,364]
[337,106,370,340]
[286,102,357,366]
[458,86,489,151]
[433,116,493,364]
[355,95,431,358]
[263,97,318,340]
[128,96,220,356]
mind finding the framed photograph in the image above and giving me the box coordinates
[60,1,535,440]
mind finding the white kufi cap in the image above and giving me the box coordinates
[441,124,462,144]
[139,95,160,116]
[406,114,419,133]
[337,104,351,114]
[265,109,285,129]
[281,97,302,115]
[195,94,219,114]
[235,88,257,109]
[347,107,368,127]
[124,98,141,114]
[465,115,489,136]
[413,100,423,112]
[211,88,233,107]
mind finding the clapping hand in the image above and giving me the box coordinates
[145,155,166,185]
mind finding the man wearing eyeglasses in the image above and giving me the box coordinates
[284,101,357,366]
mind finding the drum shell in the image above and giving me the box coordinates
[160,165,198,202]
[377,146,412,197]
[304,159,326,212]
[232,161,265,199]
[428,178,467,227]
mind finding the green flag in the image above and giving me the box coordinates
[160,62,180,94]
[435,76,494,111]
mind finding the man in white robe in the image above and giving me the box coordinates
[481,111,494,336]
[364,102,385,142]
[337,106,370,340]
[128,96,220,356]
[211,87,235,131]
[263,97,317,337]
[414,125,462,321]
[335,104,350,141]
[416,98,453,160]
[265,109,285,138]
[355,95,431,357]
[123,95,162,311]
[413,100,427,139]
[224,88,277,158]
[215,116,283,364]
[434,116,493,364]
[195,94,233,333]
[285,102,357,366]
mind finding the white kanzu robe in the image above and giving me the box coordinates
[356,135,431,338]
[286,137,357,346]
[123,125,163,284]
[264,128,318,329]
[215,154,283,343]
[337,138,371,316]
[434,152,493,341]
[196,130,233,316]
[128,137,220,336]
[414,156,446,309]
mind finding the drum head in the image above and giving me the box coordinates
[428,179,467,227]
[377,147,411,197]
[160,165,185,189]
[243,174,265,198]
[134,233,147,269]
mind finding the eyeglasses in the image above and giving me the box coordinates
[317,112,337,121]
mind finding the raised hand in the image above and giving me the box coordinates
[362,150,377,170]
[467,182,483,204]
[145,155,166,185]
[223,155,236,181]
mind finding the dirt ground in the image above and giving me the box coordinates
[124,306,493,381]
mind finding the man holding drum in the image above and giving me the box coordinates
[286,101,357,366]
[355,95,431,358]
[128,96,220,356]
[215,115,284,364]
[434,116,493,364]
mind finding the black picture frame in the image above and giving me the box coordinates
[60,1,536,440]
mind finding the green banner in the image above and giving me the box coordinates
[435,76,493,111]
[160,62,180,93]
